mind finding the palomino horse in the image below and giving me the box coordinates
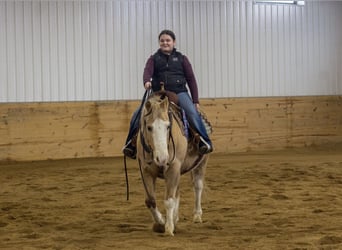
[136,90,209,236]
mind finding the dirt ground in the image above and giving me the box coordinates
[0,146,341,250]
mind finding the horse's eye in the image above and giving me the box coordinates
[147,126,153,132]
[167,125,171,130]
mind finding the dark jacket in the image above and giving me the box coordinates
[151,49,187,94]
[143,48,199,103]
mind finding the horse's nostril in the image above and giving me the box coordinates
[155,155,168,167]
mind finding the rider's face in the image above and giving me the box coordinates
[159,34,175,54]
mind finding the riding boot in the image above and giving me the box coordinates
[122,108,141,159]
[198,136,213,155]
[188,127,213,155]
[188,120,213,155]
[122,134,137,159]
[176,92,213,155]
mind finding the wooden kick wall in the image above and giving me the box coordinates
[0,95,341,162]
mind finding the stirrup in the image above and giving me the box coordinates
[198,137,213,155]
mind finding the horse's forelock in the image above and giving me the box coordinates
[143,95,169,121]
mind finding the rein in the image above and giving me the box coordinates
[124,89,151,201]
[167,110,176,164]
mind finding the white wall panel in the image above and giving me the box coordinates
[0,0,341,103]
[32,2,42,101]
[5,3,16,102]
[0,2,7,101]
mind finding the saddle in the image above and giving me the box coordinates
[170,102,211,135]
[165,95,212,150]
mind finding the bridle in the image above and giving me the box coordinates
[139,105,176,165]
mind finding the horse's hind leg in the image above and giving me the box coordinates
[191,158,207,223]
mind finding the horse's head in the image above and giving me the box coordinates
[141,93,171,167]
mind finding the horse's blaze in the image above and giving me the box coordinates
[152,118,170,166]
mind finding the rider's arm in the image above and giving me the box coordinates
[183,56,199,104]
[143,56,154,89]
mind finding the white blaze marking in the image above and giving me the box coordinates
[152,118,169,166]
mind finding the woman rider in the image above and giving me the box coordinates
[122,30,213,159]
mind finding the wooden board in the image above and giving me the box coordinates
[0,96,341,161]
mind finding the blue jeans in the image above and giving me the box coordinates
[124,109,140,145]
[124,92,211,145]
[177,92,211,143]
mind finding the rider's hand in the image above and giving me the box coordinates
[144,81,152,89]
[195,103,200,111]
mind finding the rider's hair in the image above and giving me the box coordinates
[158,30,176,41]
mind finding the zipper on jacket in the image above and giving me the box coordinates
[165,55,169,85]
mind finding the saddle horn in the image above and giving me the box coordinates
[158,82,167,101]
[158,82,178,104]
[160,82,165,91]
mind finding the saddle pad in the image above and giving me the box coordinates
[170,102,213,138]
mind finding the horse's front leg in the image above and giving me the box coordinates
[191,158,207,223]
[164,163,181,236]
[142,168,165,232]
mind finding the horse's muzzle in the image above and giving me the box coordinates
[155,155,169,167]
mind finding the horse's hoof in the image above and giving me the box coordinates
[193,214,202,223]
[152,223,165,233]
[164,224,175,236]
[164,229,174,236]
